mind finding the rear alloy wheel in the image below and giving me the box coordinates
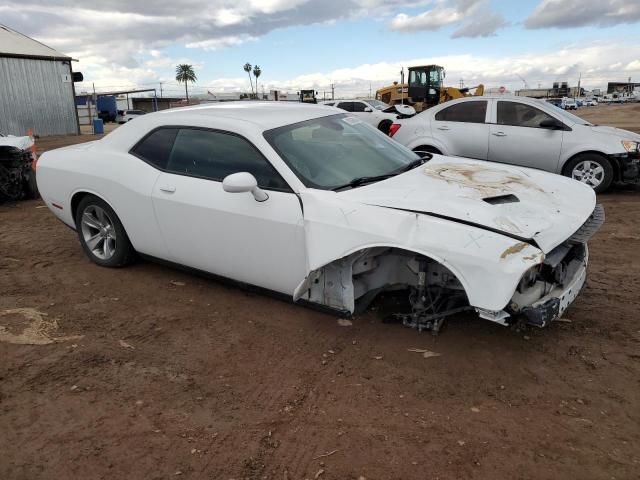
[75,196,134,267]
[564,154,613,193]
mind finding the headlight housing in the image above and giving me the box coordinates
[622,140,639,153]
[517,266,540,293]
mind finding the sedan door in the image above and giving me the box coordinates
[150,127,307,295]
[430,100,489,159]
[488,100,564,172]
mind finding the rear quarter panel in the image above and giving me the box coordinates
[36,143,168,259]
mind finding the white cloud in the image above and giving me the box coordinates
[525,0,640,29]
[389,0,506,37]
[452,12,507,38]
[0,0,427,90]
[389,8,464,32]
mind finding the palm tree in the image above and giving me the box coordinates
[175,64,197,102]
[243,63,254,96]
[253,65,262,99]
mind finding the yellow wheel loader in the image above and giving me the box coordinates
[376,65,484,112]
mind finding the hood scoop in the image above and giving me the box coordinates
[483,194,520,205]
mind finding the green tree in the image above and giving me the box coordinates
[243,63,254,96]
[175,64,197,102]
[253,65,262,99]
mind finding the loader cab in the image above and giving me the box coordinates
[408,65,444,109]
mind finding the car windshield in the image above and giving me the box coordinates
[264,114,419,190]
[365,99,389,110]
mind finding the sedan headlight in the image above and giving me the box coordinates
[517,265,540,293]
[622,140,639,153]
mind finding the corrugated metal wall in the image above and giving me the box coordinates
[0,57,79,136]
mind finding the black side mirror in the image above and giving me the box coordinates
[539,119,564,130]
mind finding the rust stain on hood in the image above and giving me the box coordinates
[424,163,545,197]
[500,242,529,259]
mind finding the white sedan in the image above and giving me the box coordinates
[36,102,602,331]
[389,95,640,192]
[320,99,414,134]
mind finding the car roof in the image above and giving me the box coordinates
[157,101,337,130]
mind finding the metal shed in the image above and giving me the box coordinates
[0,24,80,136]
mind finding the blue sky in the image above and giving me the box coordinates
[3,0,639,97]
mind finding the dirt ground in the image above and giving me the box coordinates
[1,104,639,480]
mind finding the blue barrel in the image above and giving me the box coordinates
[93,118,104,134]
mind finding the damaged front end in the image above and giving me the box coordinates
[0,136,38,202]
[295,203,604,333]
[501,204,604,328]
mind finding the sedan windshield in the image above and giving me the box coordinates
[264,114,419,190]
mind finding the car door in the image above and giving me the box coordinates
[430,100,489,159]
[150,127,307,295]
[488,100,564,172]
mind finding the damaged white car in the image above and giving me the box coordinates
[36,103,603,332]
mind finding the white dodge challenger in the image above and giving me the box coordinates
[36,102,603,332]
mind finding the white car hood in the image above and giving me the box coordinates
[588,125,640,141]
[0,135,33,151]
[339,156,596,253]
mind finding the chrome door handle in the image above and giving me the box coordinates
[492,131,506,137]
[437,126,450,130]
[159,186,176,193]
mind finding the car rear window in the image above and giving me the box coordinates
[434,101,487,123]
[130,128,178,169]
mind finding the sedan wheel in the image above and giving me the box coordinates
[75,195,135,267]
[81,205,117,260]
[564,154,613,193]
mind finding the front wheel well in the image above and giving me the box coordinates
[413,145,442,155]
[301,247,469,316]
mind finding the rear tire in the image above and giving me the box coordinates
[75,195,135,267]
[563,153,613,193]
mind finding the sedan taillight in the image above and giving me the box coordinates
[388,124,401,138]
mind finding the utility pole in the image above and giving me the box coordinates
[331,83,335,100]
[400,67,404,105]
[91,82,96,134]
[369,82,372,98]
[160,82,163,99]
[576,72,581,99]
[459,79,464,89]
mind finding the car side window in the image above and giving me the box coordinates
[130,128,179,169]
[166,128,290,191]
[434,101,487,123]
[337,102,353,112]
[497,101,556,128]
[352,102,367,112]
